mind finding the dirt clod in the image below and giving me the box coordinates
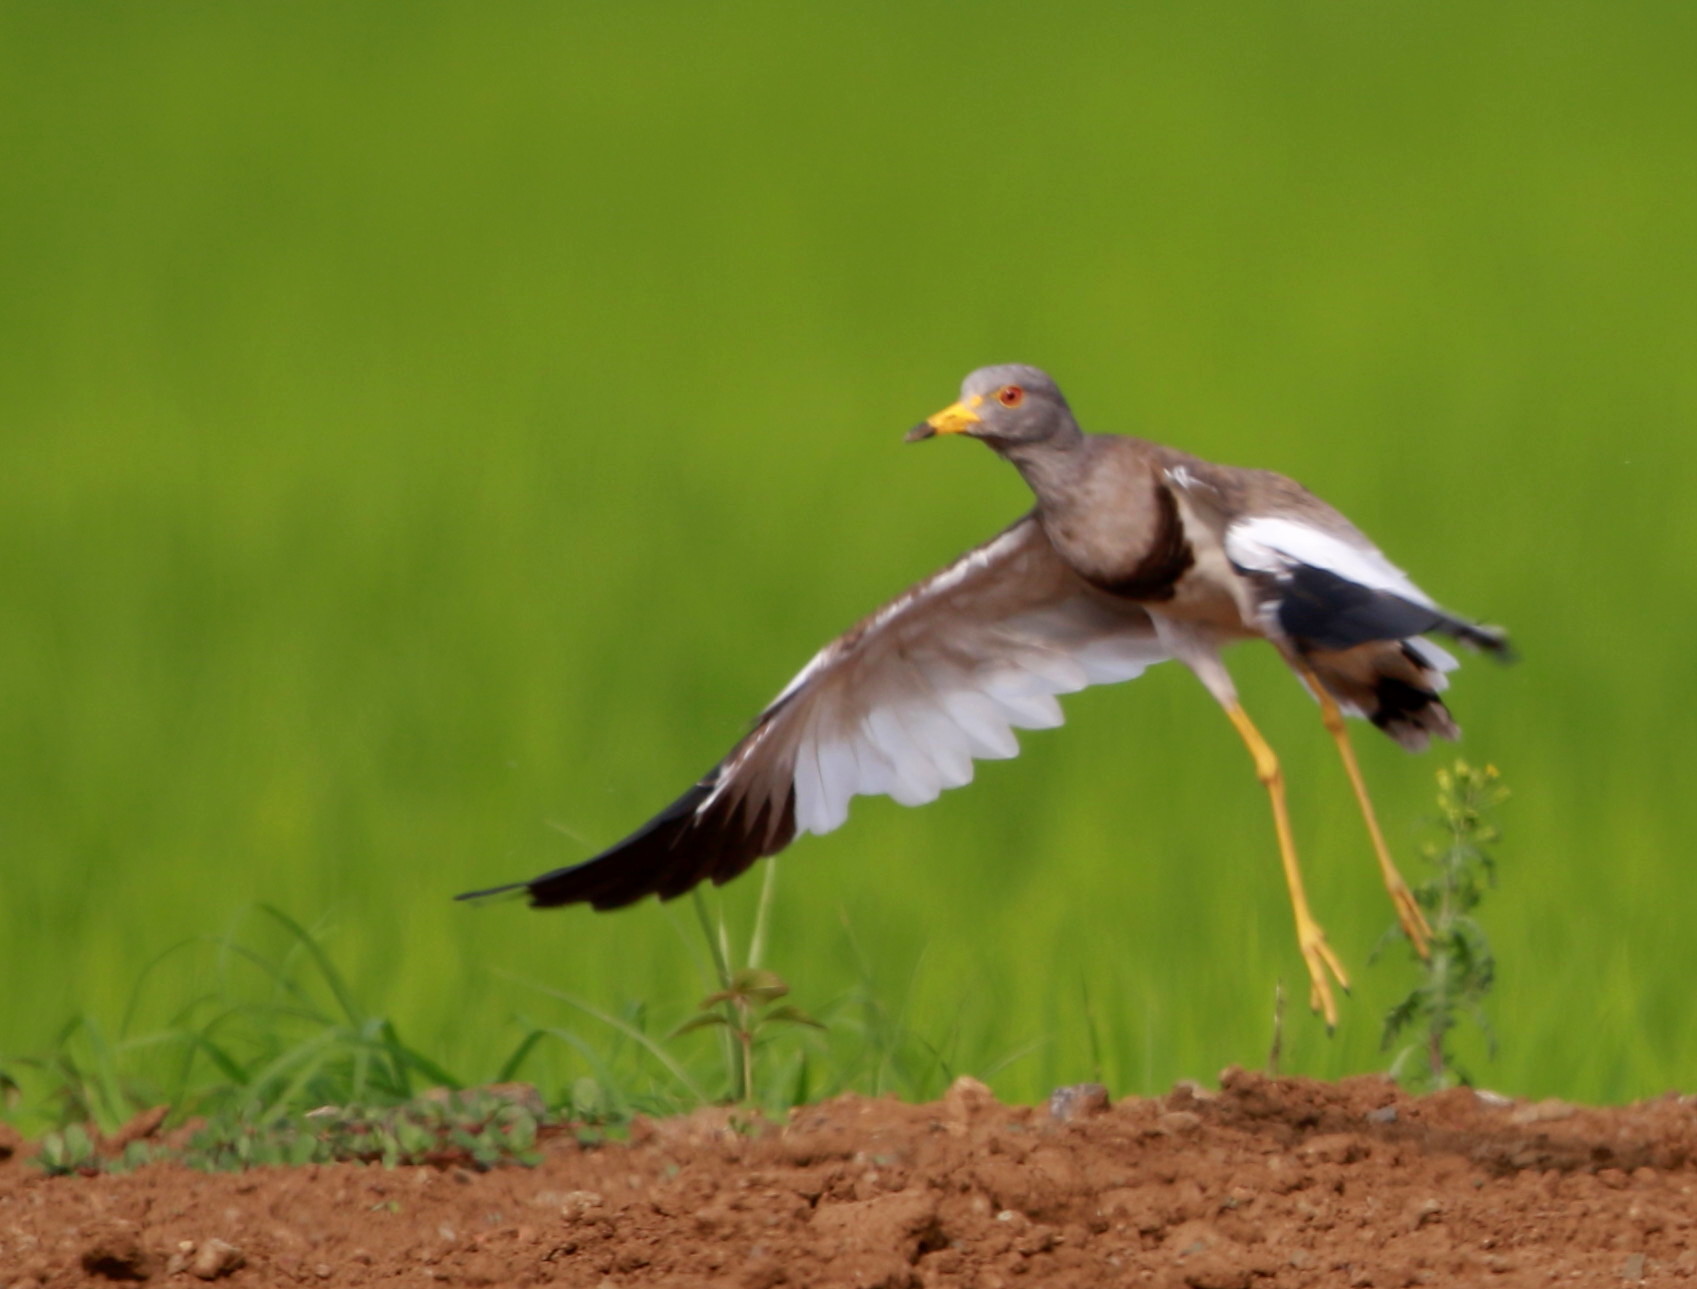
[13,1075,1697,1286]
[78,1221,155,1280]
[942,1075,997,1122]
[186,1238,244,1280]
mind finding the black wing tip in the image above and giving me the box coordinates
[1276,566,1447,652]
[1445,620,1513,664]
[1456,622,1515,663]
[455,774,798,915]
[453,881,532,905]
[454,861,659,911]
[1273,564,1517,666]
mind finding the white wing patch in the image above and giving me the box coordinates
[781,619,1168,836]
[1224,515,1435,608]
[707,519,1173,841]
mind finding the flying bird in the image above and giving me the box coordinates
[461,364,1509,1026]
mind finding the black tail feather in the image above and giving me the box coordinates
[1369,672,1459,752]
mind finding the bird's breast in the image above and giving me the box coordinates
[1044,480,1196,603]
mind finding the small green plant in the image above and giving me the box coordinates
[674,965,822,1104]
[1381,760,1508,1090]
[34,1122,101,1176]
[674,861,823,1104]
[521,859,826,1110]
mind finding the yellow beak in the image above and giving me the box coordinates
[905,393,984,442]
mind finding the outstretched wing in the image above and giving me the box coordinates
[460,515,1170,911]
[1223,515,1509,657]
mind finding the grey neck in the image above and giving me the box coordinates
[1000,428,1093,511]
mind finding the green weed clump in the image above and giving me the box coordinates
[34,1089,551,1176]
[8,905,613,1173]
[1382,761,1508,1090]
[6,907,506,1132]
[5,882,932,1170]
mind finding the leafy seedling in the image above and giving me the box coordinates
[1380,760,1508,1090]
[674,966,823,1104]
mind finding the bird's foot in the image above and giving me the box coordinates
[1384,873,1434,959]
[1298,917,1351,1031]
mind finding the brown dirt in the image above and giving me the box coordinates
[6,1069,1697,1287]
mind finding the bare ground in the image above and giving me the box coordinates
[6,1068,1697,1287]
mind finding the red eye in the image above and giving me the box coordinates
[997,385,1025,407]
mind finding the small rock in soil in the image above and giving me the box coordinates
[191,1238,246,1280]
[1046,1083,1110,1122]
[557,1189,606,1219]
[943,1075,997,1122]
[1156,1110,1203,1136]
[1511,1098,1577,1124]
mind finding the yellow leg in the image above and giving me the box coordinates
[1224,702,1349,1028]
[1303,675,1434,959]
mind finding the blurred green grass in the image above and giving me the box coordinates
[3,1,1695,1112]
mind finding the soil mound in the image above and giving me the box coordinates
[5,1069,1697,1286]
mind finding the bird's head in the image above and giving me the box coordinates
[906,364,1077,450]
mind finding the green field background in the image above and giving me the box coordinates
[4,3,1695,1117]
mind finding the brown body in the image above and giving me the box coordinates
[464,364,1509,1028]
[1008,432,1478,750]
